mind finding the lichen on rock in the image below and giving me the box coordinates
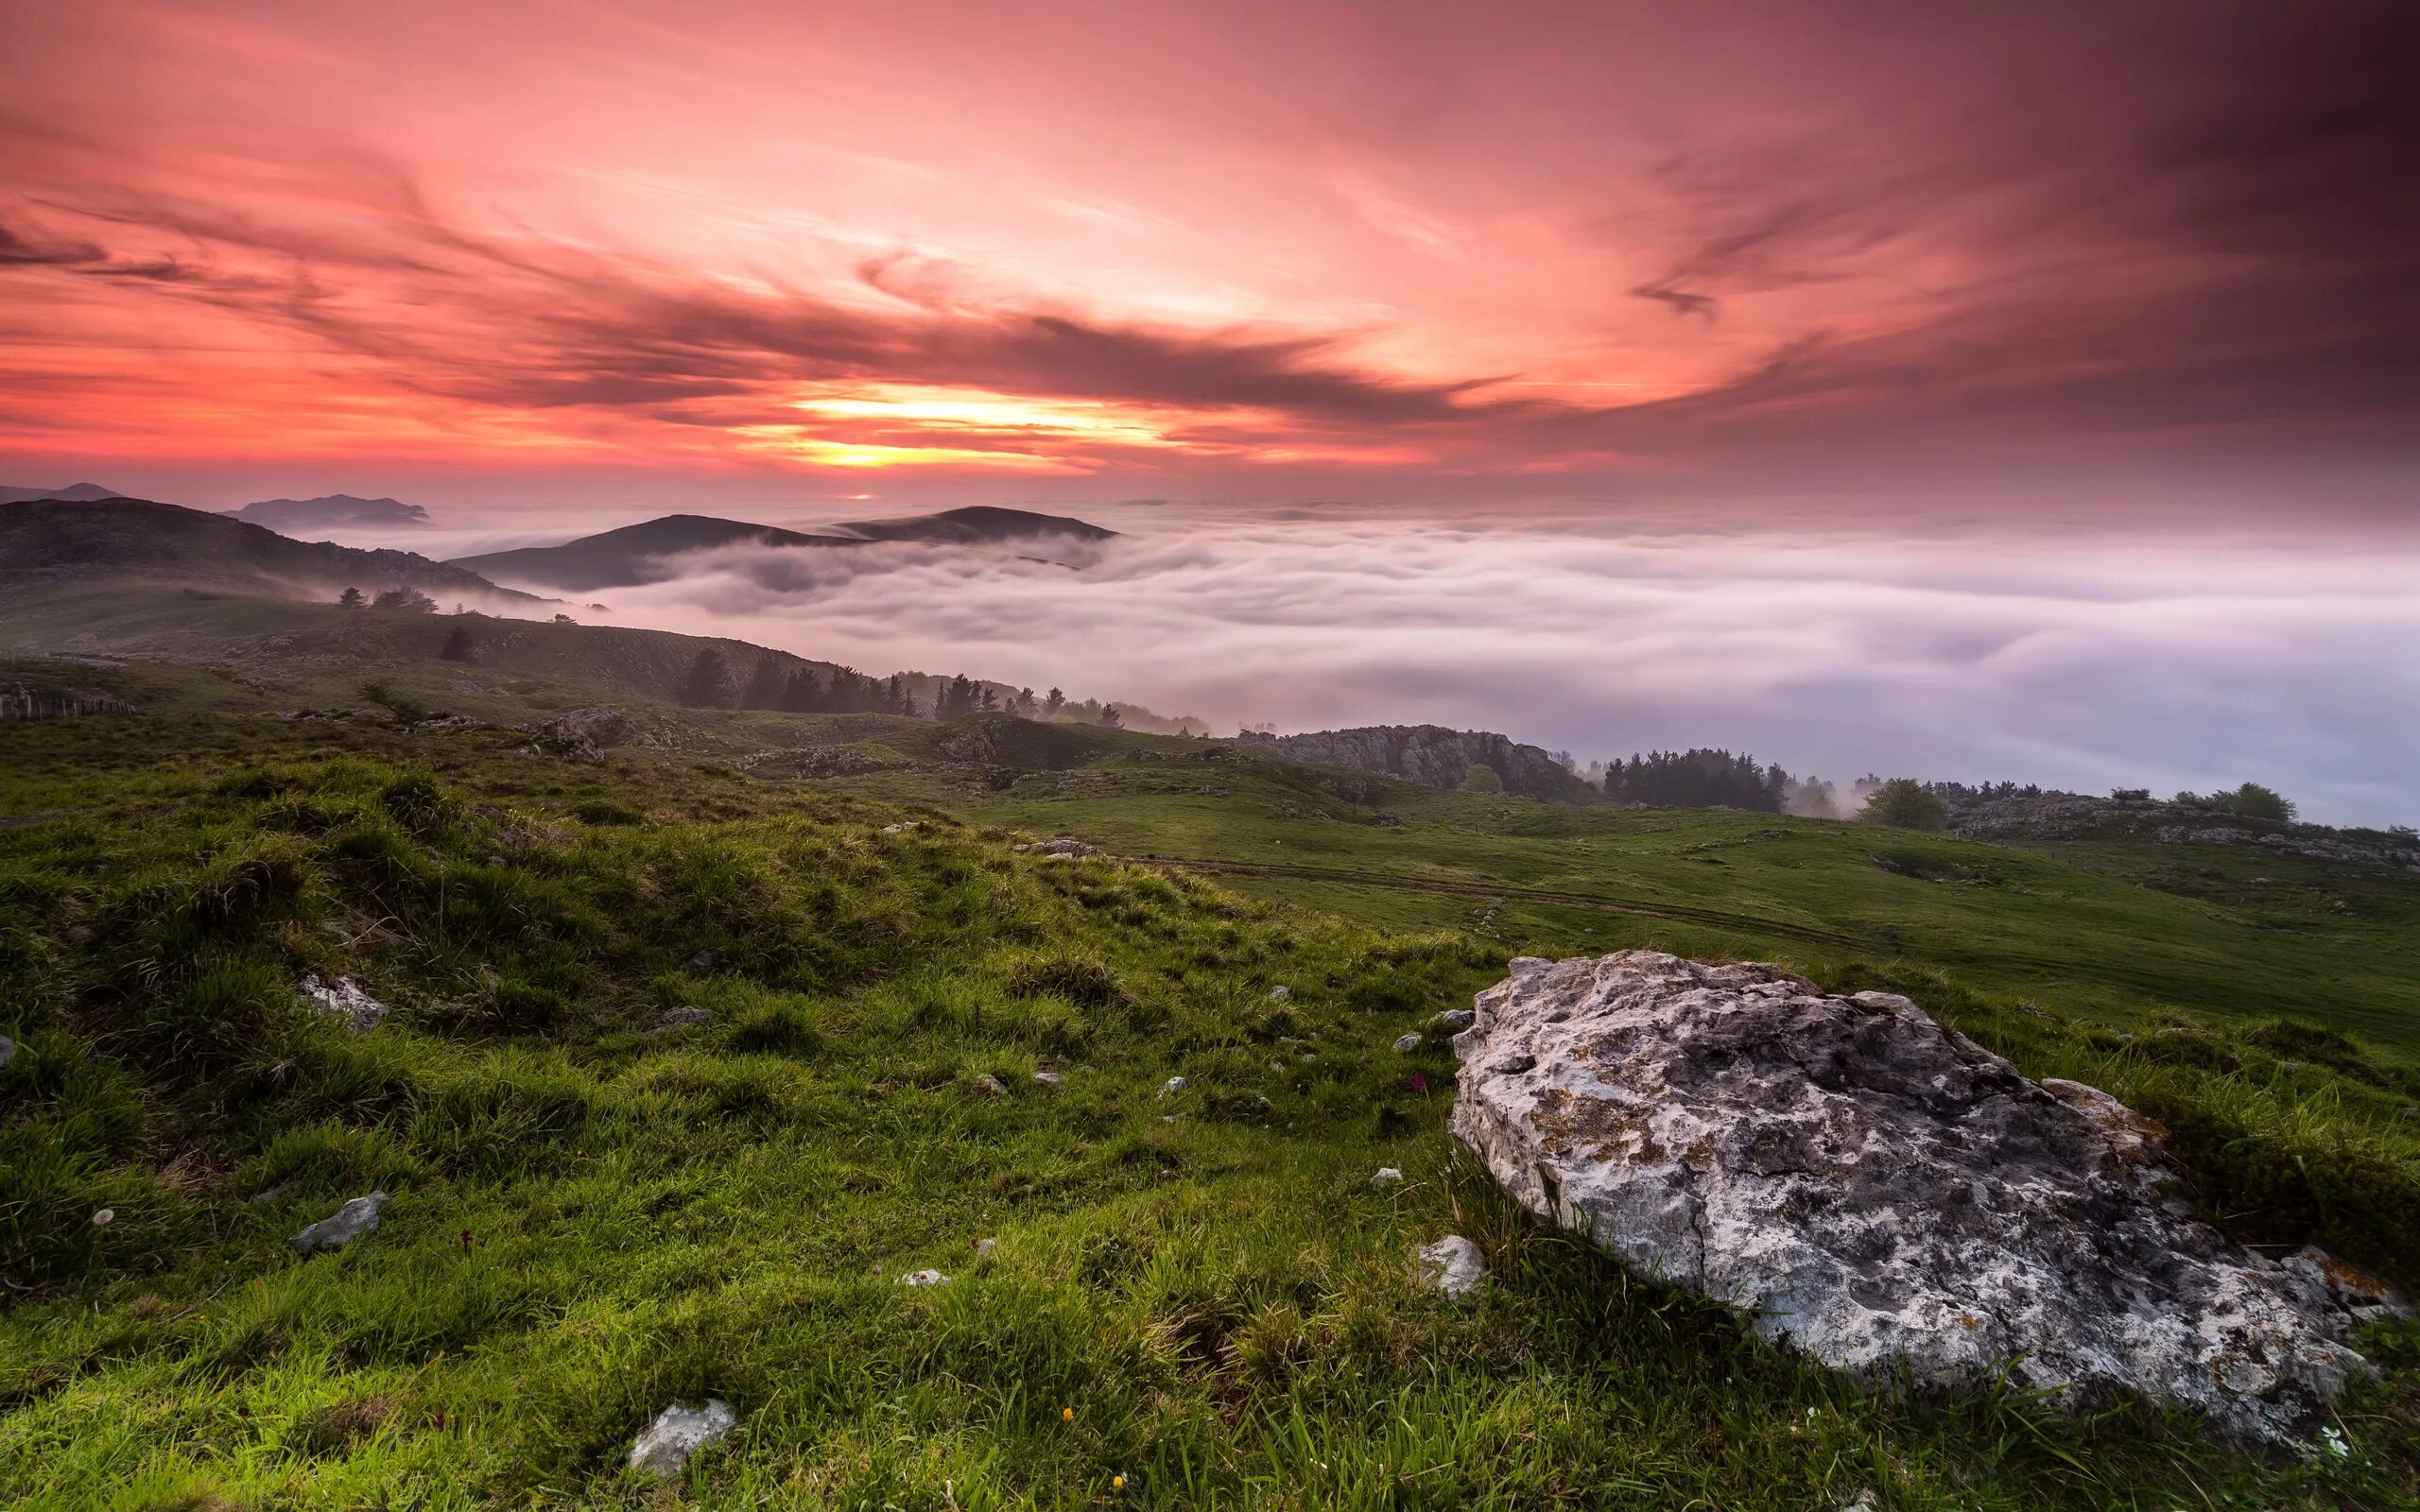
[1447,949,2390,1450]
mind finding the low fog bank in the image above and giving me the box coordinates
[463,509,2411,828]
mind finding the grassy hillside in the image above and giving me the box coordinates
[3,710,2418,1510]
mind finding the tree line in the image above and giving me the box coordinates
[673,646,1122,725]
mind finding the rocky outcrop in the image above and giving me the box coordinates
[1448,951,2393,1449]
[532,706,635,761]
[1943,791,2419,871]
[1235,725,1596,802]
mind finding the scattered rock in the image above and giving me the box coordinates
[1371,1167,1405,1187]
[1392,1032,1424,1054]
[973,1073,1008,1097]
[1025,837,1100,858]
[688,950,716,971]
[1449,950,2380,1448]
[976,1238,998,1258]
[1417,1235,1487,1298]
[292,1193,389,1256]
[531,706,633,762]
[628,1399,735,1481]
[1432,1009,1475,1031]
[657,1006,713,1028]
[91,1208,113,1227]
[1031,1071,1065,1089]
[1268,985,1290,1002]
[299,975,388,1033]
[881,822,918,833]
[1159,1075,1187,1096]
[900,1268,950,1287]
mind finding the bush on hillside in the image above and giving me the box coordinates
[1459,762,1503,794]
[1859,778,1946,831]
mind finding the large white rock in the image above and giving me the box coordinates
[629,1399,735,1480]
[1447,950,2384,1449]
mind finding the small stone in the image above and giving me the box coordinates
[1418,1235,1486,1298]
[881,822,916,833]
[974,1073,1008,1096]
[1433,1009,1475,1031]
[658,1006,713,1028]
[688,950,716,970]
[1268,985,1289,1002]
[629,1399,736,1481]
[1392,1032,1424,1054]
[1159,1075,1187,1096]
[976,1238,998,1258]
[292,1193,389,1256]
[900,1268,949,1287]
[1028,837,1099,858]
[92,1208,114,1227]
[299,975,388,1033]
[0,1034,14,1069]
[1031,1071,1064,1089]
[1371,1167,1404,1187]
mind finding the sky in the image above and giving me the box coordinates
[1,0,2412,511]
[0,2,2414,819]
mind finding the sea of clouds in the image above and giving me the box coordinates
[394,503,2414,828]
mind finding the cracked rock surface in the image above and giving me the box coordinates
[1447,950,2384,1449]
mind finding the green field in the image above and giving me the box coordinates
[3,663,2419,1507]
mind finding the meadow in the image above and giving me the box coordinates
[2,711,2416,1509]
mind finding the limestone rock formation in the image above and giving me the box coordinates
[1447,950,2389,1449]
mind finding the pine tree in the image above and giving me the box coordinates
[1012,687,1036,717]
[1098,703,1122,728]
[438,624,477,663]
[780,668,822,713]
[1044,687,1065,715]
[740,655,787,711]
[337,586,363,609]
[676,647,735,708]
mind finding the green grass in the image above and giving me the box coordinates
[3,713,2418,1509]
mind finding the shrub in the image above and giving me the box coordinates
[1459,763,1504,795]
[1859,779,1946,831]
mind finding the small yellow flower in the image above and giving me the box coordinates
[1113,1475,1126,1490]
[1063,1406,1075,1421]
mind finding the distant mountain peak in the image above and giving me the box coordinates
[0,481,125,505]
[450,505,1115,592]
[230,494,431,532]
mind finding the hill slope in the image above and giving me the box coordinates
[0,498,541,605]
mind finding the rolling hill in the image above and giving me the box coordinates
[0,481,125,505]
[228,493,432,533]
[0,497,541,605]
[449,506,1116,591]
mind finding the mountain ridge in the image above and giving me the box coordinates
[0,497,541,604]
[449,506,1116,591]
[228,493,431,532]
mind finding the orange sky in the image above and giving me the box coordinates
[0,1,2411,513]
